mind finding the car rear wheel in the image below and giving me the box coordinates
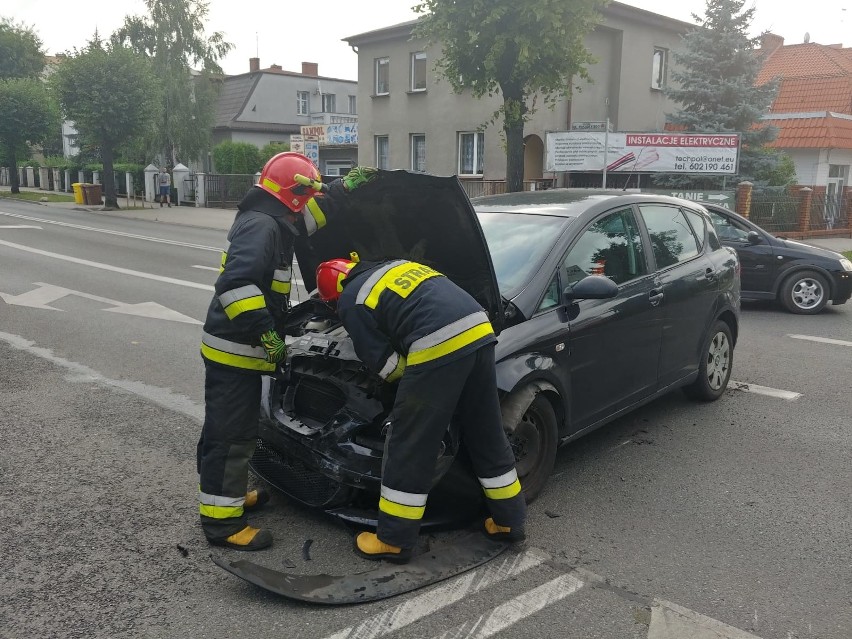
[683,320,733,402]
[500,391,558,503]
[779,269,829,314]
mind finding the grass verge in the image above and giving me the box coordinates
[0,190,75,203]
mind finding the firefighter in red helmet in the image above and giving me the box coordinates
[315,257,527,563]
[198,153,376,550]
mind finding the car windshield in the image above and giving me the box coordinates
[477,211,567,297]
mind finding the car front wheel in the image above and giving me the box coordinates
[500,390,558,503]
[779,269,829,314]
[683,320,733,401]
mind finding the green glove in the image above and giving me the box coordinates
[259,329,287,364]
[343,166,378,192]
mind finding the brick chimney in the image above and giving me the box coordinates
[249,57,259,73]
[270,64,282,71]
[301,62,318,76]
[760,33,784,53]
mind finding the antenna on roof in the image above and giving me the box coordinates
[256,32,259,58]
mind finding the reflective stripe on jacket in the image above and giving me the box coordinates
[337,260,497,378]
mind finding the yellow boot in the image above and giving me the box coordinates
[354,532,412,563]
[209,526,272,551]
[483,517,526,543]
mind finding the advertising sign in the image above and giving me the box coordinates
[304,137,320,167]
[546,132,740,174]
[645,189,736,209]
[289,134,304,154]
[300,123,358,146]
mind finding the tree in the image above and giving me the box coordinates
[212,141,262,174]
[52,39,159,208]
[111,0,232,167]
[0,78,58,192]
[260,142,290,164]
[0,18,45,79]
[659,0,779,188]
[413,0,608,192]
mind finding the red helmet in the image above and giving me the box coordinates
[258,152,321,212]
[316,258,357,302]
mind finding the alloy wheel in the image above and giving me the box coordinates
[706,331,731,391]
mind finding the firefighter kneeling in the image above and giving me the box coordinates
[316,257,527,563]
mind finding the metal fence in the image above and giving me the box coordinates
[460,179,556,199]
[750,191,849,233]
[204,174,256,208]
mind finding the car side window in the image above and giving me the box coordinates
[562,208,648,287]
[682,209,706,251]
[638,204,701,269]
[708,210,750,242]
[537,274,561,312]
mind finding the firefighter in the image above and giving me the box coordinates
[315,257,527,563]
[198,153,376,550]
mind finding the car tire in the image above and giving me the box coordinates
[500,391,558,503]
[683,320,733,402]
[779,269,829,314]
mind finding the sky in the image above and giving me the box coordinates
[3,0,850,80]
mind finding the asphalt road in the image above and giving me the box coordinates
[1,200,850,639]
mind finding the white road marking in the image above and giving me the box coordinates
[0,331,203,422]
[788,334,852,347]
[191,265,220,272]
[0,238,214,291]
[0,224,42,229]
[648,599,763,639]
[431,572,585,639]
[0,282,201,324]
[728,380,801,401]
[0,210,221,251]
[322,549,550,639]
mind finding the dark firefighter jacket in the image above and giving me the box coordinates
[337,260,497,382]
[201,182,345,373]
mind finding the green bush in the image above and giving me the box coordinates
[260,142,290,164]
[212,141,263,174]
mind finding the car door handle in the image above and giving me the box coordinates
[649,290,664,306]
[705,267,717,280]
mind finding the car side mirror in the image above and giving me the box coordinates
[747,231,762,244]
[563,275,619,304]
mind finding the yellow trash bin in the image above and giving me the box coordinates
[72,183,84,204]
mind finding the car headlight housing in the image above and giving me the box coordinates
[840,258,852,272]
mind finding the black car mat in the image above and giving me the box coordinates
[212,529,509,604]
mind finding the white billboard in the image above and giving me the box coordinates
[545,132,740,174]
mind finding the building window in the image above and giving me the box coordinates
[297,91,309,115]
[376,135,389,169]
[410,52,427,91]
[321,93,336,113]
[348,95,357,114]
[375,57,390,95]
[458,132,484,176]
[411,134,426,172]
[651,48,667,90]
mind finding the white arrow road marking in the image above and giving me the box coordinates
[728,381,801,400]
[323,549,550,639]
[648,600,763,639]
[788,334,852,347]
[0,238,214,291]
[0,210,220,251]
[0,283,201,324]
[0,224,43,229]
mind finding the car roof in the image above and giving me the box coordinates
[472,189,706,218]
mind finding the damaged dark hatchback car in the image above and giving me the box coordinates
[249,172,740,527]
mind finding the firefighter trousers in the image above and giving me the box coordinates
[378,344,526,548]
[197,362,261,540]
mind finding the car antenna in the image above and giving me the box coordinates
[622,147,647,191]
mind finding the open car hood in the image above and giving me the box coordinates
[295,170,503,332]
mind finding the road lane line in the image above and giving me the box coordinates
[788,334,852,347]
[431,572,585,639]
[322,549,550,639]
[0,224,43,229]
[191,265,220,272]
[648,599,763,639]
[0,210,221,251]
[728,381,801,401]
[0,238,214,291]
[0,331,203,422]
